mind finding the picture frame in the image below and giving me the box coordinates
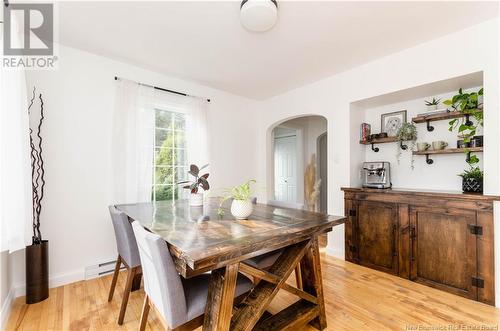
[381,110,407,137]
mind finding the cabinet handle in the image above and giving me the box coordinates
[410,225,416,262]
[392,224,397,257]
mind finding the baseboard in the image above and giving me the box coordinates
[1,287,14,330]
[325,245,345,260]
[13,269,85,298]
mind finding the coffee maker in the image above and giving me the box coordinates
[362,162,392,189]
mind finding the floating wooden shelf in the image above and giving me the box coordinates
[412,147,483,155]
[412,109,482,124]
[413,147,483,165]
[359,137,397,145]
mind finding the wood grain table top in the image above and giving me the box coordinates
[115,198,345,277]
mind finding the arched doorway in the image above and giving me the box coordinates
[268,115,328,213]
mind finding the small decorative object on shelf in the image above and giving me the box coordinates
[395,122,417,169]
[424,97,441,111]
[381,110,407,137]
[460,166,483,193]
[178,164,209,206]
[360,123,371,143]
[218,180,256,220]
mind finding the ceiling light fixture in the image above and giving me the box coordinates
[240,0,278,32]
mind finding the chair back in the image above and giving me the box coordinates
[132,222,188,328]
[108,206,141,268]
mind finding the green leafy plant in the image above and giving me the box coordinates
[424,97,440,106]
[459,166,483,180]
[444,88,484,176]
[396,122,418,169]
[217,180,256,216]
[445,88,483,143]
[177,164,209,194]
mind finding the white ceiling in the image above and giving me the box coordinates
[58,1,499,100]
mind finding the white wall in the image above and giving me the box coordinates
[10,45,258,294]
[254,19,500,301]
[359,87,483,190]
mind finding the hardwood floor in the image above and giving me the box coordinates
[6,254,500,330]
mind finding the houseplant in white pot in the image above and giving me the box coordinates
[218,180,256,220]
[178,164,209,206]
[424,97,441,111]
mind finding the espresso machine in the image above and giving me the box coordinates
[362,162,392,189]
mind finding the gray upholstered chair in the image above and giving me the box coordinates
[108,206,142,325]
[131,221,253,331]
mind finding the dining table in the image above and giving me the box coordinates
[115,197,345,331]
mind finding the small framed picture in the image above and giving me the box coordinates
[381,110,407,137]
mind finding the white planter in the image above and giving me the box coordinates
[190,193,204,206]
[427,105,438,111]
[231,199,253,220]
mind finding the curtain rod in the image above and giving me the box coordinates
[114,76,210,103]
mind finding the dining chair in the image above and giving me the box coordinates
[108,206,142,325]
[131,221,254,331]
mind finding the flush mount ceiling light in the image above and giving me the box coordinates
[240,0,278,32]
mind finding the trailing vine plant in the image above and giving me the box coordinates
[396,122,417,169]
[28,87,46,245]
[444,88,483,175]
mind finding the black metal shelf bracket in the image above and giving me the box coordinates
[371,143,379,152]
[425,154,434,164]
[465,115,473,126]
[426,120,434,132]
[400,141,408,150]
[466,151,471,163]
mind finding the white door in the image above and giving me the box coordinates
[274,134,298,203]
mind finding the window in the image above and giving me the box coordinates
[152,109,188,202]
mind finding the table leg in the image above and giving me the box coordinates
[300,236,327,330]
[203,263,239,331]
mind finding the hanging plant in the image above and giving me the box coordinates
[396,122,417,169]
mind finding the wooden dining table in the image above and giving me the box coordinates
[115,197,345,331]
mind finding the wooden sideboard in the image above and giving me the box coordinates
[342,187,497,305]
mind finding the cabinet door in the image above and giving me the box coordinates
[410,206,477,300]
[356,200,398,275]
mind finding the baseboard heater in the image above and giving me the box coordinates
[84,259,124,280]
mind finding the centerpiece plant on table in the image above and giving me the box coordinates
[177,164,209,206]
[217,180,256,220]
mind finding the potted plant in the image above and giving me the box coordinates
[424,97,441,111]
[218,180,256,220]
[178,164,209,206]
[445,88,483,145]
[396,122,417,169]
[460,166,483,193]
[26,87,49,304]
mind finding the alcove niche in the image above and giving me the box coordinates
[349,71,483,191]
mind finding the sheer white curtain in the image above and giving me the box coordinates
[0,16,33,252]
[112,80,155,203]
[154,91,210,167]
[185,96,209,167]
[112,80,209,203]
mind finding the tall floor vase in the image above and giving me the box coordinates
[26,240,49,304]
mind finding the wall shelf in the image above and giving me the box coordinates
[413,147,483,164]
[412,109,482,132]
[359,137,397,145]
[360,137,408,153]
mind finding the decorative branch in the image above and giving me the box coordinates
[28,87,46,245]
